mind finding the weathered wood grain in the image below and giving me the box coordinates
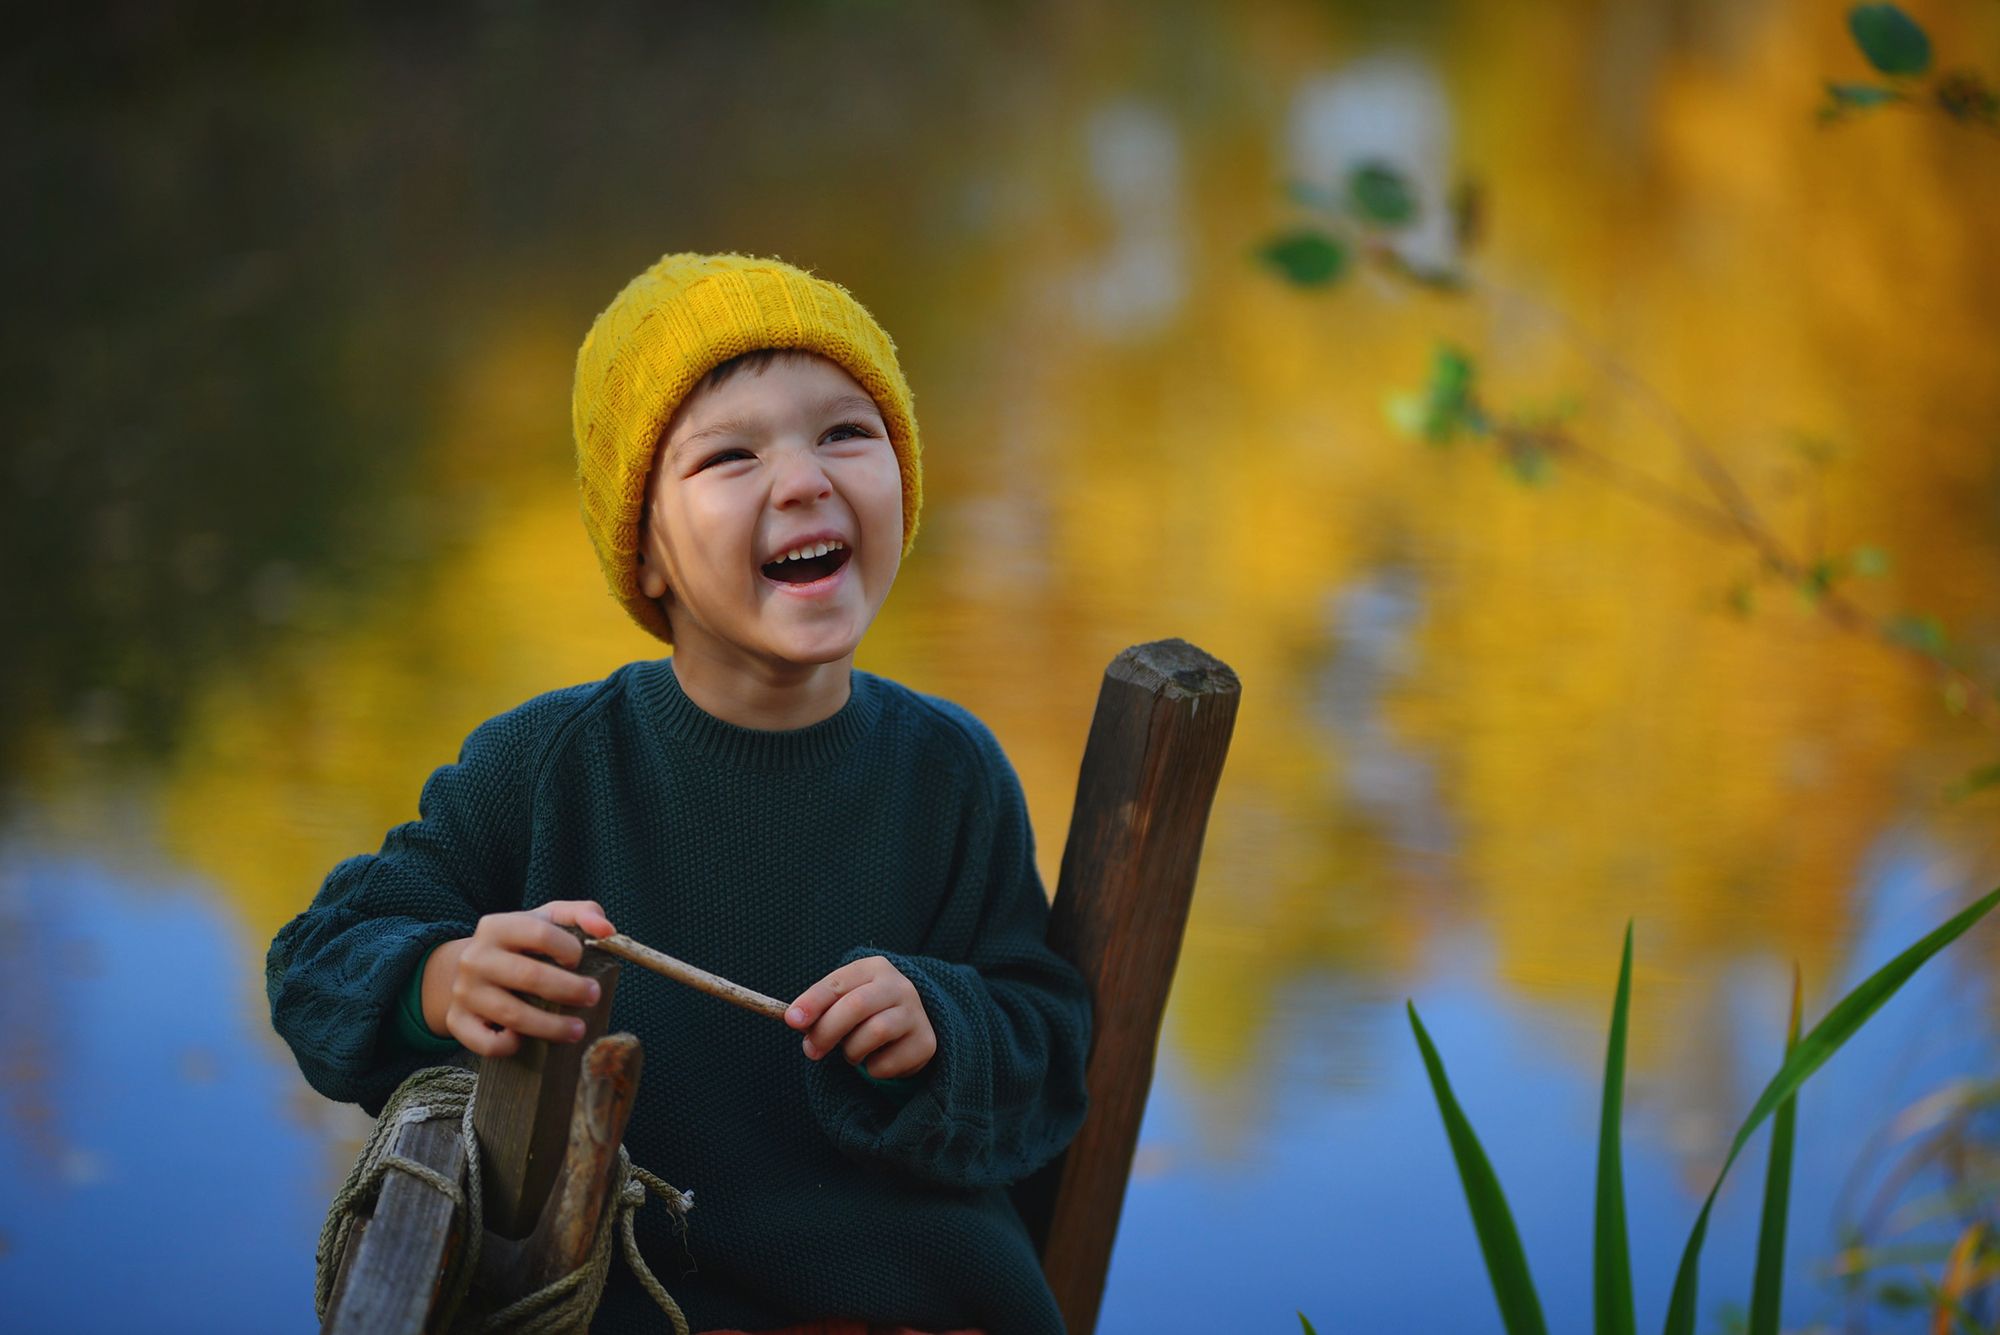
[322,1117,466,1335]
[1020,639,1240,1335]
[472,929,622,1239]
[478,1032,646,1301]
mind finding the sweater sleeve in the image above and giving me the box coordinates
[264,708,538,1112]
[803,726,1092,1189]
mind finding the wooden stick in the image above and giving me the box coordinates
[478,1033,646,1301]
[587,934,789,1022]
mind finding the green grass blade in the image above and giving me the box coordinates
[1408,1002,1550,1335]
[1662,886,2000,1335]
[1297,1313,1319,1335]
[1747,965,1803,1335]
[1594,923,1636,1335]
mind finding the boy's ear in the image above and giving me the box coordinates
[636,546,668,601]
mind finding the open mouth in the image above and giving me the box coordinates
[761,546,853,585]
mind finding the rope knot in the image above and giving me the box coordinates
[315,1065,691,1335]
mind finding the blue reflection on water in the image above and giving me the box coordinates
[1105,939,1610,1332]
[0,849,323,1334]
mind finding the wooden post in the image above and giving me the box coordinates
[471,929,623,1238]
[1019,639,1240,1335]
[322,1118,466,1335]
[478,1033,647,1301]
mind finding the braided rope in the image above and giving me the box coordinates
[315,1065,691,1333]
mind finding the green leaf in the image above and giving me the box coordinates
[1848,4,1931,77]
[1408,1003,1550,1335]
[1886,614,1949,656]
[1945,761,2000,802]
[1430,346,1474,405]
[1661,887,2000,1335]
[1825,81,1905,109]
[1748,966,1803,1335]
[1594,924,1636,1335]
[1258,230,1349,287]
[1412,345,1479,444]
[1348,160,1418,228]
[1298,1314,1320,1335]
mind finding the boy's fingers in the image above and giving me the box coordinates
[491,916,585,967]
[481,953,602,1009]
[803,985,893,1058]
[462,983,588,1043]
[540,900,616,939]
[838,1009,907,1066]
[447,1012,518,1059]
[788,957,887,1028]
[861,1031,934,1080]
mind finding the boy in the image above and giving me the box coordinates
[266,252,1092,1334]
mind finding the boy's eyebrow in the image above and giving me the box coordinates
[669,393,885,460]
[670,416,759,459]
[813,392,884,422]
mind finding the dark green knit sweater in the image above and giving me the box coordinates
[265,659,1091,1334]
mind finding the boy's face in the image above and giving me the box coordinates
[637,352,903,674]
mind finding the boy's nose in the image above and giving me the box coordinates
[769,447,834,505]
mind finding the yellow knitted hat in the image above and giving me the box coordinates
[572,252,922,643]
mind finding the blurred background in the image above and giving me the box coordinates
[4,2,1998,1331]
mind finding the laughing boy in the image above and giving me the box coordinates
[268,252,1092,1334]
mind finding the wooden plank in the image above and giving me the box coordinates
[472,928,622,1239]
[322,1117,466,1335]
[478,1033,646,1301]
[1021,639,1240,1335]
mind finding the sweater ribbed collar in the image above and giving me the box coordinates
[633,657,883,771]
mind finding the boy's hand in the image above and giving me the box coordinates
[425,900,615,1058]
[786,955,937,1080]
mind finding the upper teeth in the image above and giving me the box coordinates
[775,539,846,563]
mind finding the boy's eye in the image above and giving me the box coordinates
[701,449,751,468]
[825,422,874,442]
